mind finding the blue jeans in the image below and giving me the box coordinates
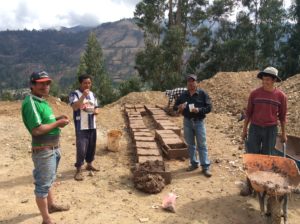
[32,148,61,198]
[246,124,278,155]
[184,117,210,170]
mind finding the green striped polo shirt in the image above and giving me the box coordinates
[22,94,60,146]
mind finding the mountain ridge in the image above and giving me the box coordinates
[0,19,144,90]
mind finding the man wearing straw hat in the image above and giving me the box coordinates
[240,66,287,196]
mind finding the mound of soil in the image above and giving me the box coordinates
[136,160,165,172]
[133,161,166,194]
[133,172,165,194]
[199,71,260,115]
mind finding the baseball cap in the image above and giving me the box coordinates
[30,71,52,83]
[257,67,282,82]
[186,74,197,81]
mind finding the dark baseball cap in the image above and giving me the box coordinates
[30,71,52,83]
[186,74,197,81]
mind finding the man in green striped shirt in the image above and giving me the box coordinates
[22,71,70,224]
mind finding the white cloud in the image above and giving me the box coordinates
[0,0,140,30]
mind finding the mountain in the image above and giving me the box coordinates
[0,19,144,90]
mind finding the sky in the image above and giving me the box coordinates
[0,0,293,31]
[0,0,140,30]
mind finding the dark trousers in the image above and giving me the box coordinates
[75,129,97,168]
[246,124,278,155]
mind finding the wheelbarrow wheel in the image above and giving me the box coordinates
[266,196,282,224]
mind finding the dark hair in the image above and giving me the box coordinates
[78,74,92,83]
[261,73,276,80]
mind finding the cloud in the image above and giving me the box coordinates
[58,12,100,27]
[0,0,138,30]
[111,0,140,6]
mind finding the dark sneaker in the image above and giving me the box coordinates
[48,204,70,214]
[74,170,84,181]
[186,165,199,172]
[86,165,100,172]
[202,169,212,178]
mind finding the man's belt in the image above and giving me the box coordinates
[32,145,60,152]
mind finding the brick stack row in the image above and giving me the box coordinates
[144,105,188,159]
[124,104,163,164]
[124,104,171,184]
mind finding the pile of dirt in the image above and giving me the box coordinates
[133,173,165,194]
[135,160,165,172]
[133,161,166,194]
[281,74,300,137]
[199,71,260,115]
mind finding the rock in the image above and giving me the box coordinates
[214,158,222,163]
[21,199,29,203]
[139,217,149,223]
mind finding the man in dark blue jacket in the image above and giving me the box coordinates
[174,74,212,177]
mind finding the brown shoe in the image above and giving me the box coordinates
[48,204,70,214]
[74,169,84,181]
[86,165,99,172]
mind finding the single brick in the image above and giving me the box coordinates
[136,148,161,156]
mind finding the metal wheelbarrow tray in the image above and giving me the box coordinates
[243,154,300,196]
[274,135,300,169]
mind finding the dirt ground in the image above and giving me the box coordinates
[1,72,300,224]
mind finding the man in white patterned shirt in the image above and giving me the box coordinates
[69,74,100,181]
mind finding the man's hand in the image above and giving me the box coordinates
[178,102,187,113]
[57,118,70,128]
[56,115,69,121]
[241,130,247,141]
[191,108,199,113]
[281,133,287,143]
[82,89,90,97]
[94,108,100,115]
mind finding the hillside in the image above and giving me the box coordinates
[0,19,144,89]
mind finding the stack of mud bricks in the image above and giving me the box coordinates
[144,105,188,159]
[124,104,163,164]
[144,105,181,136]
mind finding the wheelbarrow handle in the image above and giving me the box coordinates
[283,142,286,158]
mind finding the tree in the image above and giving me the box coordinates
[282,0,300,78]
[258,0,286,67]
[77,32,116,105]
[118,76,142,97]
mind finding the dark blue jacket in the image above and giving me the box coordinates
[173,88,212,120]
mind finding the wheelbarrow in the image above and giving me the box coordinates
[274,135,300,169]
[243,153,300,224]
